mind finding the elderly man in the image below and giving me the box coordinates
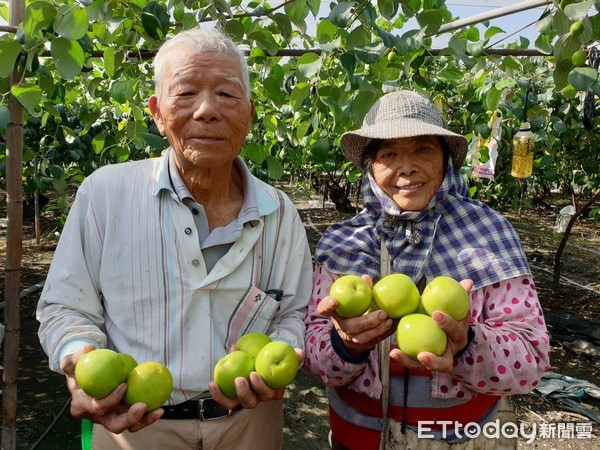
[37,27,312,450]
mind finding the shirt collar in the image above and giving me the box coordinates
[154,148,275,221]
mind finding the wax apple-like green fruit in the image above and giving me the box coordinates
[329,275,373,318]
[75,349,124,399]
[372,274,420,319]
[118,353,138,382]
[571,50,587,67]
[254,341,299,389]
[569,21,584,37]
[214,351,255,398]
[396,313,447,360]
[124,362,173,411]
[236,332,273,361]
[420,276,470,321]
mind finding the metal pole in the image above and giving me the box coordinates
[3,0,25,449]
[436,0,553,35]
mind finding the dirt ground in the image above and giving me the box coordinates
[1,187,599,449]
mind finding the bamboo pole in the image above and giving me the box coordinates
[436,0,553,35]
[2,1,25,449]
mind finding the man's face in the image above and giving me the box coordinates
[149,52,255,170]
[371,136,445,211]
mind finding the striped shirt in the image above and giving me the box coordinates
[37,150,312,404]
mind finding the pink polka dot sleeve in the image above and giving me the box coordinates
[303,264,382,398]
[434,276,551,398]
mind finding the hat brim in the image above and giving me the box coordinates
[341,118,468,169]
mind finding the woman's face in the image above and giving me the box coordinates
[371,136,445,211]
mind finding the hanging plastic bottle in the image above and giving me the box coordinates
[510,122,535,178]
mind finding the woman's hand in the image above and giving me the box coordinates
[317,275,395,357]
[390,279,473,373]
[61,345,163,434]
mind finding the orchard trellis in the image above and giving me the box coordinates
[1,0,600,448]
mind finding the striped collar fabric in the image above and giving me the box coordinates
[315,162,531,290]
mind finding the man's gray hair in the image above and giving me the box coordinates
[153,27,250,100]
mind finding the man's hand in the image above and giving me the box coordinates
[61,345,163,434]
[208,348,304,410]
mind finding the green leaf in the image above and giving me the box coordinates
[50,37,84,80]
[534,34,553,54]
[248,47,266,63]
[463,27,480,42]
[52,176,68,194]
[309,139,329,165]
[329,2,355,28]
[54,5,89,40]
[467,41,484,58]
[375,25,397,49]
[495,78,517,90]
[285,0,310,26]
[553,59,573,90]
[11,83,43,116]
[297,53,322,79]
[290,83,310,111]
[140,132,167,150]
[263,114,278,132]
[568,67,599,91]
[564,0,594,21]
[553,33,582,63]
[417,9,442,35]
[354,42,386,65]
[103,48,115,79]
[397,29,421,53]
[437,67,463,84]
[224,20,245,41]
[316,19,338,44]
[273,13,293,40]
[347,26,370,51]
[266,155,284,180]
[378,0,398,21]
[0,105,10,133]
[340,52,356,80]
[0,4,8,22]
[141,2,170,41]
[23,1,57,37]
[500,56,521,71]
[484,88,502,111]
[263,77,284,103]
[248,30,279,55]
[309,0,322,16]
[352,91,379,124]
[110,80,134,104]
[484,26,504,40]
[295,121,311,141]
[0,40,22,79]
[400,0,421,18]
[243,142,266,165]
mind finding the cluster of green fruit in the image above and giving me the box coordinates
[329,274,471,360]
[214,333,299,398]
[74,349,173,411]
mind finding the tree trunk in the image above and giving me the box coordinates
[552,188,600,288]
[2,2,25,449]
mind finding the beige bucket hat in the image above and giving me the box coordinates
[341,90,468,169]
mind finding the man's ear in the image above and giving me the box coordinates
[149,95,165,135]
[250,98,256,118]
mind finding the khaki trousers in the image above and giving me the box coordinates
[92,399,283,450]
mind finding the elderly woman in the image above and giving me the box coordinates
[304,90,550,449]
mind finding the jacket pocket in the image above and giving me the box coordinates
[226,285,280,349]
